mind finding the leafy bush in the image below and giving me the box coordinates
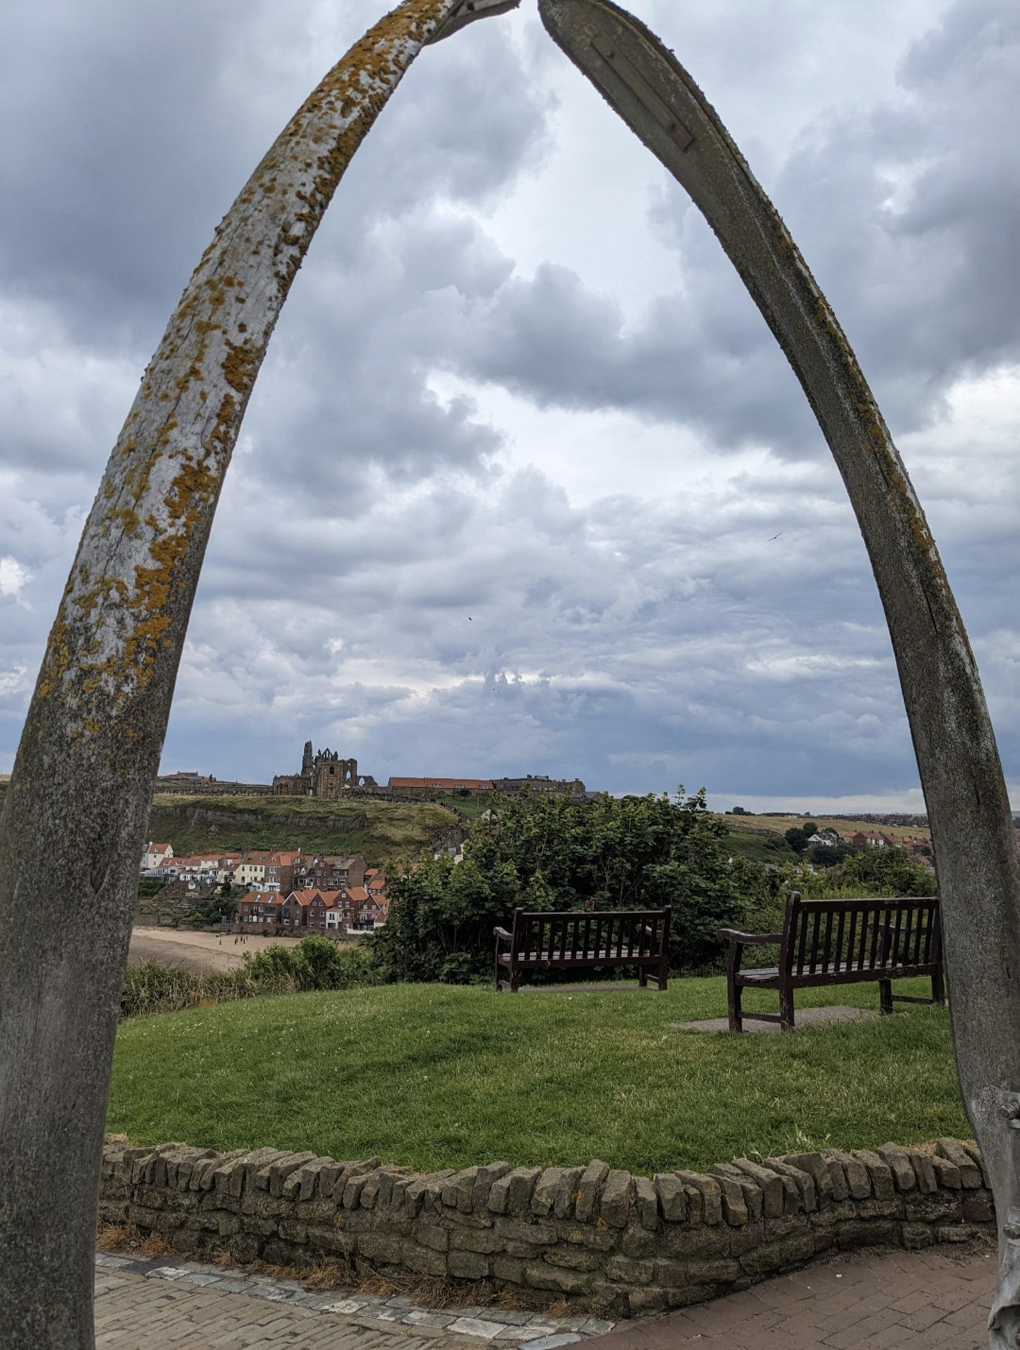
[371,788,782,983]
[120,936,380,1018]
[293,935,346,991]
[797,846,935,898]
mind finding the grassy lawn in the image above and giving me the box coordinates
[108,975,967,1175]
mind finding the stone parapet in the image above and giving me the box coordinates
[99,1137,994,1318]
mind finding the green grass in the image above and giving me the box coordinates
[108,975,966,1176]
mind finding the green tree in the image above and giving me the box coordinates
[371,788,779,982]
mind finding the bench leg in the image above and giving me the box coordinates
[932,966,946,1005]
[657,961,667,992]
[728,981,743,1033]
[780,984,795,1031]
[510,969,520,994]
[879,979,893,1015]
[639,967,648,988]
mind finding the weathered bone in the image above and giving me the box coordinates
[0,3,508,1345]
[538,3,1020,1343]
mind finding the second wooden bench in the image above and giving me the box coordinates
[716,892,943,1031]
[494,906,671,992]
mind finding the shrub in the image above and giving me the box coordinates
[371,788,781,983]
[293,935,346,991]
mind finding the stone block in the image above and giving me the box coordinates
[605,1255,654,1284]
[542,1246,603,1272]
[525,1262,593,1295]
[499,1219,558,1246]
[784,1152,835,1206]
[935,1139,984,1189]
[936,1222,985,1243]
[448,1249,490,1280]
[633,1176,659,1231]
[575,1161,611,1223]
[557,1223,617,1251]
[961,1142,990,1188]
[962,1192,994,1223]
[628,1288,668,1315]
[686,1257,741,1284]
[443,1167,480,1212]
[853,1197,903,1220]
[412,1220,449,1252]
[600,1171,634,1229]
[712,1163,763,1222]
[823,1149,870,1201]
[731,1160,785,1219]
[876,1144,916,1193]
[506,1167,543,1217]
[403,1243,449,1277]
[738,1231,814,1277]
[554,1168,584,1220]
[654,1173,686,1223]
[728,1219,765,1256]
[709,1173,748,1227]
[908,1151,937,1195]
[763,1160,811,1214]
[282,1158,331,1203]
[930,1155,962,1189]
[493,1255,525,1284]
[816,1153,848,1203]
[451,1227,507,1255]
[853,1150,895,1201]
[245,1148,288,1192]
[267,1152,318,1199]
[904,1193,962,1224]
[900,1223,935,1250]
[228,1234,261,1265]
[676,1172,723,1226]
[279,1219,309,1245]
[661,1224,731,1261]
[836,1218,898,1249]
[472,1162,511,1211]
[620,1227,656,1259]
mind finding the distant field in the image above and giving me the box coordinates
[718,813,931,845]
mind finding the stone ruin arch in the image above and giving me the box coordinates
[0,1,1016,1344]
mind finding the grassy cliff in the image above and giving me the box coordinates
[147,794,461,869]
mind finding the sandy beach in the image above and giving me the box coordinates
[128,926,303,974]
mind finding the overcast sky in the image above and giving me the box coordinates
[0,0,1016,814]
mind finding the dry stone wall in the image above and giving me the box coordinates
[100,1137,994,1317]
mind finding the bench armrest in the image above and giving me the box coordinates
[494,927,513,941]
[716,929,782,946]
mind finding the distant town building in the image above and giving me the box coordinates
[273,741,378,797]
[272,740,586,802]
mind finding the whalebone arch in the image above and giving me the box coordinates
[1,3,1017,1347]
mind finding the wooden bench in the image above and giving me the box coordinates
[494,906,671,992]
[716,893,943,1031]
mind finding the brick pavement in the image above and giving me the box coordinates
[94,1254,607,1350]
[95,1244,997,1350]
[588,1245,997,1350]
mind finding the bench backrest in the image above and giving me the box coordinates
[510,907,671,960]
[782,894,941,979]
